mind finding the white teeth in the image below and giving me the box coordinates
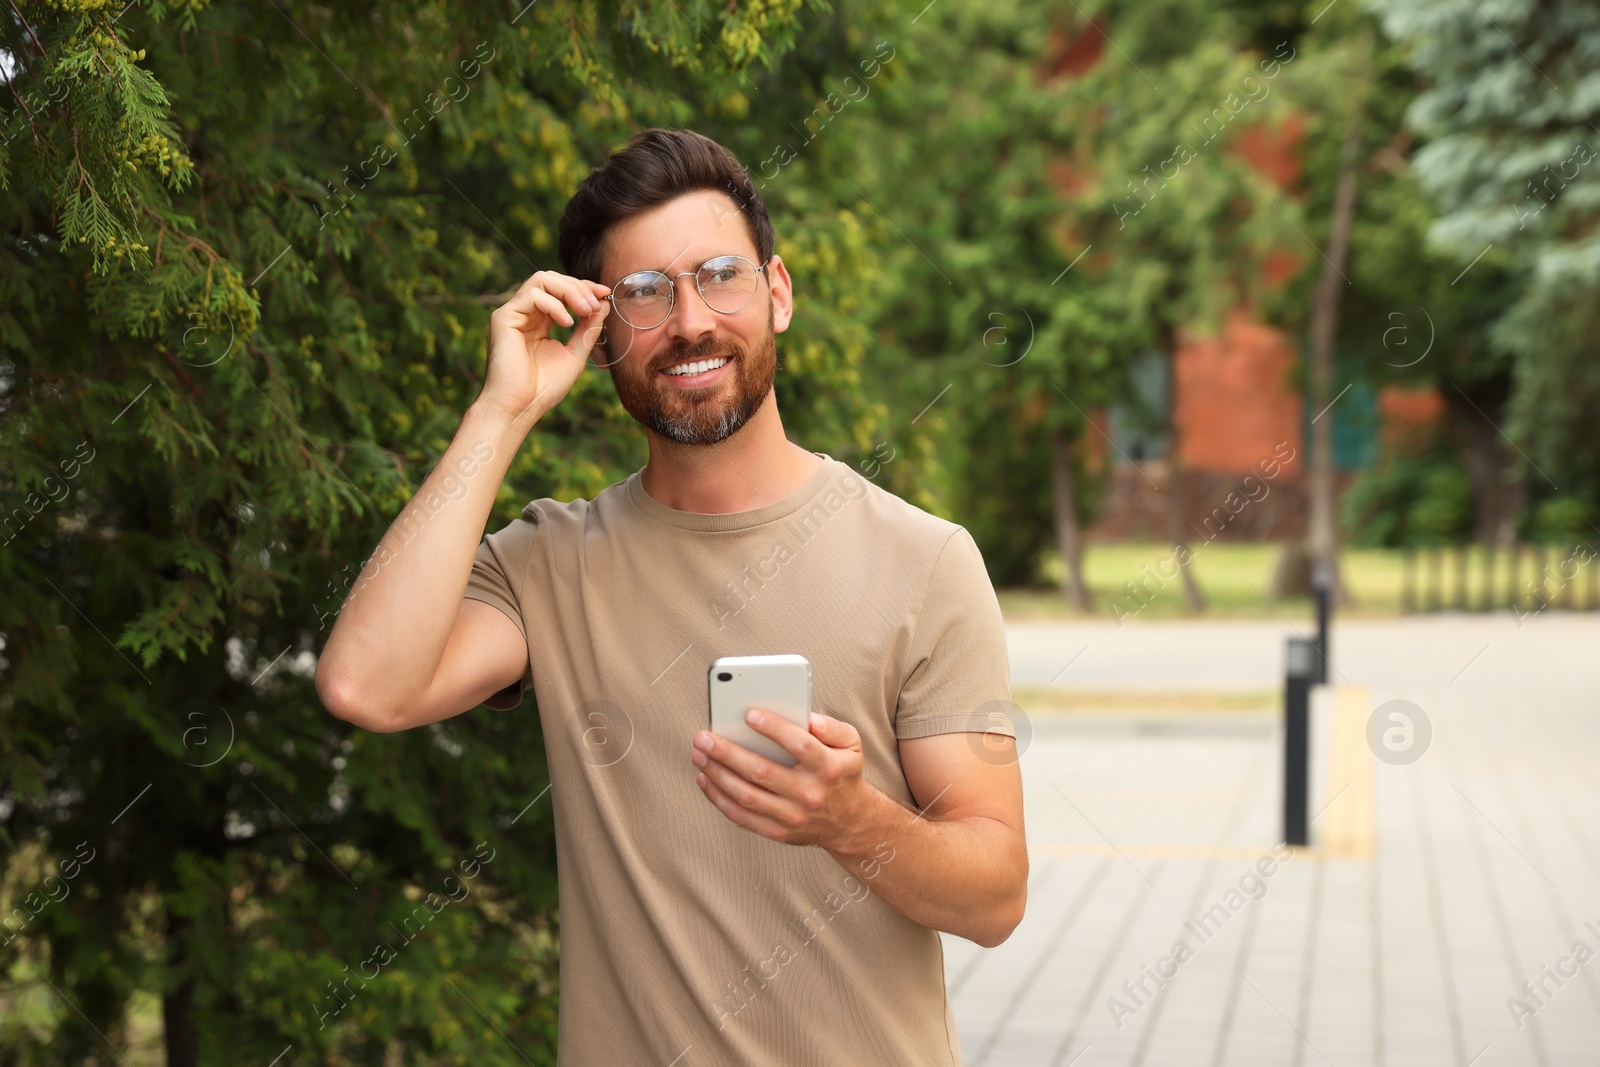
[664,357,730,377]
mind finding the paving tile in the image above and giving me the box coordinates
[948,617,1600,1066]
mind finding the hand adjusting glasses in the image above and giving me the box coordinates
[605,254,769,330]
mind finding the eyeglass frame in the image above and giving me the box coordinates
[602,253,771,330]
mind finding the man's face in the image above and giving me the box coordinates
[594,190,792,446]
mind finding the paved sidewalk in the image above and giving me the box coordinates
[944,615,1600,1066]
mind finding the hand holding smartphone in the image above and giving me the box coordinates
[707,654,812,768]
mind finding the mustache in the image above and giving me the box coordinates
[653,338,740,373]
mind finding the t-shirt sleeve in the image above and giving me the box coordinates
[894,526,1016,740]
[462,510,539,712]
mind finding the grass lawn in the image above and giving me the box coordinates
[997,542,1580,622]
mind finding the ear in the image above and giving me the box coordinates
[766,253,794,335]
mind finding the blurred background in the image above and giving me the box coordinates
[3,0,1598,1063]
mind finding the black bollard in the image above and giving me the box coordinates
[1312,560,1331,685]
[1283,637,1314,847]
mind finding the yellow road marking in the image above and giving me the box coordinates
[1032,842,1293,861]
[1318,684,1374,858]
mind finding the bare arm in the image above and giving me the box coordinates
[314,270,612,732]
[314,403,531,731]
[829,731,1027,947]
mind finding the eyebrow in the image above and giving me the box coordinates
[612,253,748,283]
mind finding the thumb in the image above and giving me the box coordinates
[809,712,857,747]
[566,300,610,361]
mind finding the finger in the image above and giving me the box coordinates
[505,273,606,326]
[745,708,828,774]
[524,288,579,328]
[512,269,607,301]
[567,301,610,359]
[544,274,608,320]
[696,770,791,840]
[593,316,638,368]
[696,754,800,823]
[534,282,597,326]
[505,287,576,329]
[807,713,861,751]
[514,287,601,336]
[694,728,804,799]
[495,284,570,331]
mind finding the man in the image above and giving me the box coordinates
[315,127,1026,1065]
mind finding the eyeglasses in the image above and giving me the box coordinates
[605,254,768,329]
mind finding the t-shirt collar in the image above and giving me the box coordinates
[625,452,839,532]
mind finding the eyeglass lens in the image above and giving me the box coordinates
[611,256,760,327]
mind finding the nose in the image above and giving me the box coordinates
[664,272,717,342]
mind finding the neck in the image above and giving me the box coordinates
[638,393,822,513]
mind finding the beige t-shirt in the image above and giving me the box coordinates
[463,451,1014,1066]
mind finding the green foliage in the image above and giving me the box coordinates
[1495,280,1600,499]
[1308,8,1518,399]
[1369,0,1600,499]
[844,0,1308,577]
[7,0,1590,1057]
[1342,444,1475,546]
[1529,494,1597,545]
[1409,465,1475,544]
[0,0,898,1061]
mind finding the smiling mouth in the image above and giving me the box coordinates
[662,356,731,377]
[658,354,734,388]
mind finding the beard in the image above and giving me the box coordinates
[605,302,778,446]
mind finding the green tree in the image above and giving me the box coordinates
[1370,0,1600,502]
[1063,0,1309,612]
[0,0,892,1062]
[842,0,1307,610]
[850,0,1140,603]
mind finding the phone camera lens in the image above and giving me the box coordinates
[716,672,732,682]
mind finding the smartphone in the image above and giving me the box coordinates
[708,654,812,768]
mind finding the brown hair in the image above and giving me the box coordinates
[556,127,776,287]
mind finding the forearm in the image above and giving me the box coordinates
[826,786,1027,948]
[317,402,533,715]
